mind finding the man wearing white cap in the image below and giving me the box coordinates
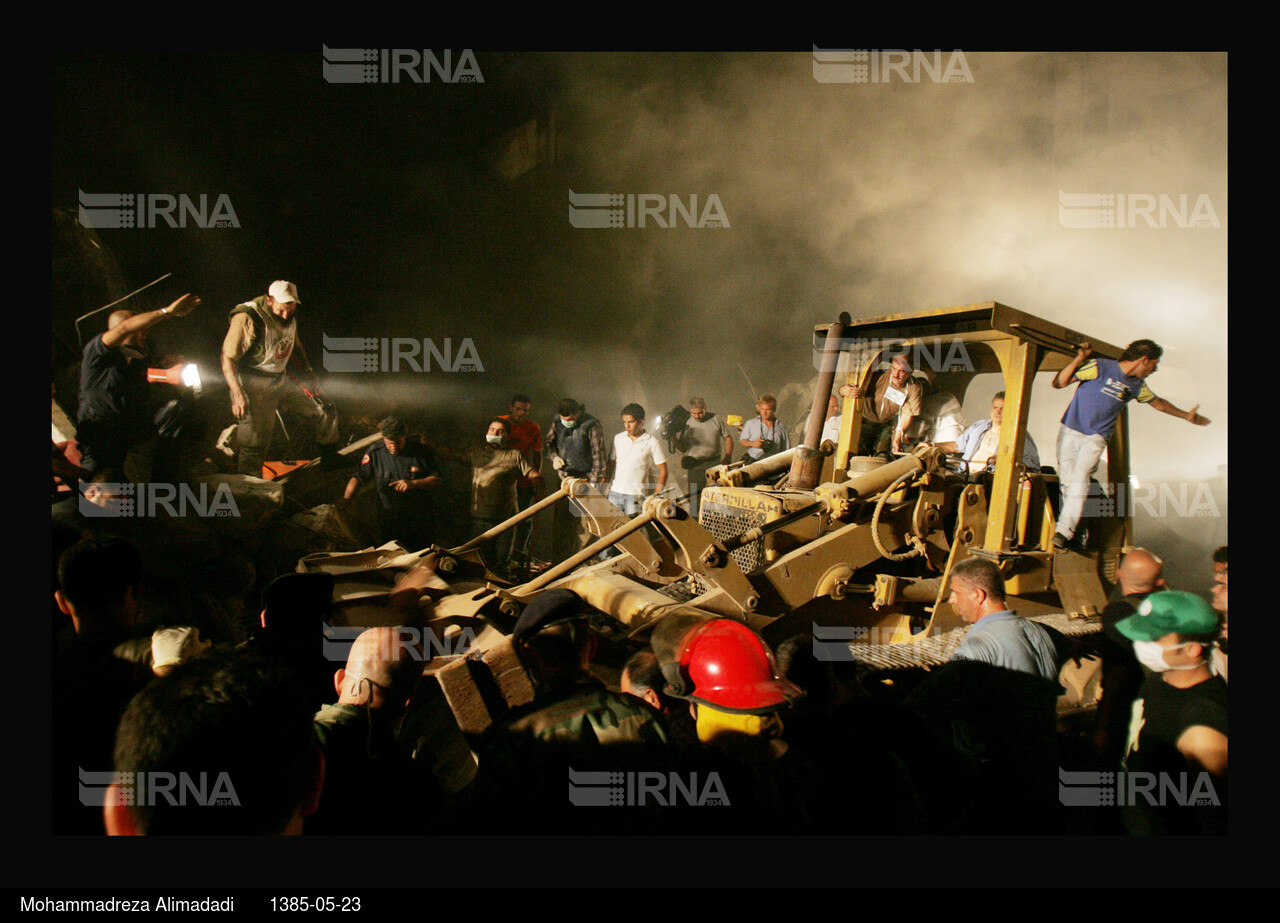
[222,280,338,476]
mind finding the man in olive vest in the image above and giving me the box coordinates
[221,281,338,476]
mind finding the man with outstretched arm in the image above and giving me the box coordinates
[1050,339,1208,551]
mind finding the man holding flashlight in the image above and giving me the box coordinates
[75,292,200,483]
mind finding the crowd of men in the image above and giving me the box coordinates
[53,534,1227,836]
[53,294,1225,836]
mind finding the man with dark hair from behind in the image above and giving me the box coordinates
[55,536,143,640]
[906,658,1063,834]
[239,572,338,713]
[772,634,930,833]
[105,648,324,835]
[53,537,154,833]
[470,589,668,833]
[621,648,697,750]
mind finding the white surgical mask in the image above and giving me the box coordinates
[486,434,503,446]
[1132,640,1203,673]
[560,417,577,428]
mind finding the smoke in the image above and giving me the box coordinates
[538,51,1226,572]
[54,50,1227,576]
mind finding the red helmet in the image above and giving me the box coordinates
[669,619,803,714]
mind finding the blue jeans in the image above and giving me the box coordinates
[604,492,645,560]
[608,491,645,518]
[1055,425,1108,539]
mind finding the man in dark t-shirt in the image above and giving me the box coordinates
[343,417,442,551]
[1094,547,1165,766]
[76,293,200,479]
[1116,591,1227,834]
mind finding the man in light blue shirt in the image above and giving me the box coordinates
[940,391,1040,476]
[948,557,1058,682]
[739,393,790,461]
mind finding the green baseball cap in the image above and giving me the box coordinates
[1115,590,1220,641]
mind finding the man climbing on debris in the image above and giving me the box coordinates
[222,280,338,477]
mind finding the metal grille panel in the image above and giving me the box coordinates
[699,503,766,574]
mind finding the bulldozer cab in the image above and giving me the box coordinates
[812,301,1129,640]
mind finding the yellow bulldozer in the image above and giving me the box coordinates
[305,302,1127,772]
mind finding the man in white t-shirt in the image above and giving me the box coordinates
[606,403,668,518]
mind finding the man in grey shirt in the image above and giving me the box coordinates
[948,557,1059,682]
[678,397,733,517]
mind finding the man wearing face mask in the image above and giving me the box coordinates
[75,293,200,482]
[437,418,540,577]
[544,398,607,563]
[1116,590,1227,834]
